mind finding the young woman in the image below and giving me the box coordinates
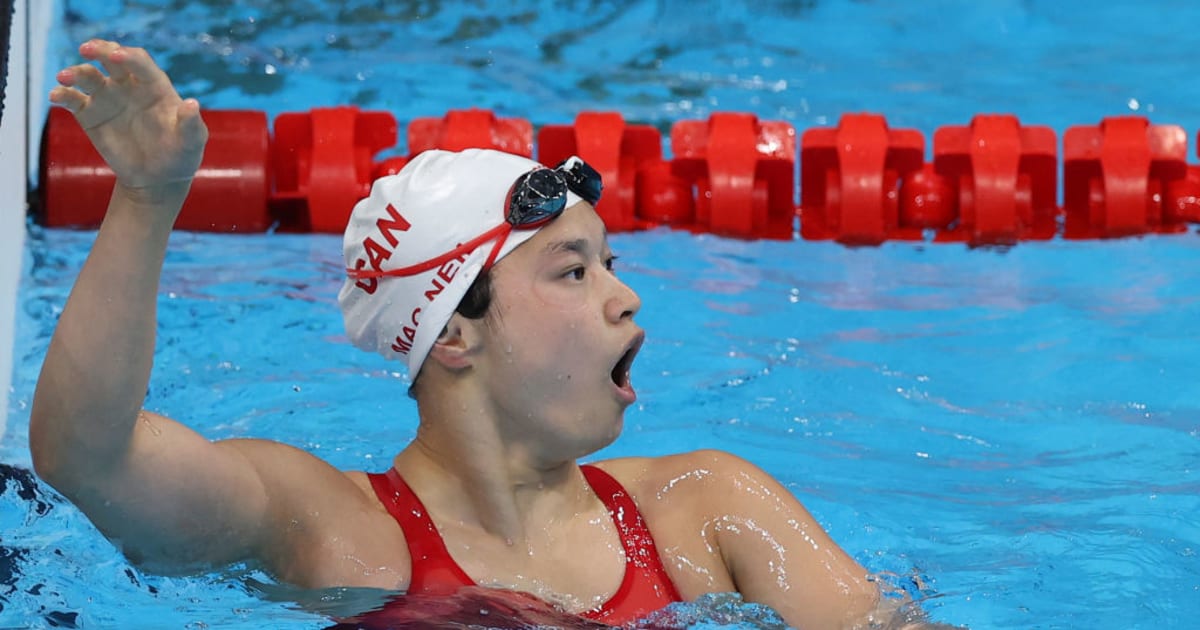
[31,39,947,629]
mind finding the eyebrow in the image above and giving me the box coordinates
[543,238,591,256]
[542,225,610,257]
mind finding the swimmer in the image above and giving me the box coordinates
[30,40,956,629]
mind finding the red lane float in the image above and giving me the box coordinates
[272,106,397,232]
[409,108,532,157]
[1168,131,1200,223]
[41,107,271,232]
[800,113,924,245]
[931,115,1057,245]
[538,112,663,232]
[1063,116,1189,238]
[672,113,796,239]
[36,107,1200,243]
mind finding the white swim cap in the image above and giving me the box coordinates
[338,148,588,377]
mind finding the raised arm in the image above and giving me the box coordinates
[27,40,347,574]
[33,40,205,444]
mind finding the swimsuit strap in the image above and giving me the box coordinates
[369,465,681,623]
[579,464,683,622]
[368,468,476,593]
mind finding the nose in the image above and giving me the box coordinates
[605,273,641,323]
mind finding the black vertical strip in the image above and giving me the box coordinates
[0,0,12,126]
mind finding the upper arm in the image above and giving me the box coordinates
[48,409,357,575]
[699,450,879,628]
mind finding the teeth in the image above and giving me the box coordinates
[612,349,633,387]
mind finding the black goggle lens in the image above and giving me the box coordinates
[505,159,604,229]
[556,158,603,206]
[507,168,568,228]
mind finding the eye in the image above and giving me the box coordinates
[605,255,619,272]
[565,266,586,281]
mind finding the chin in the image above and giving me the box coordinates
[573,416,623,459]
[595,416,625,450]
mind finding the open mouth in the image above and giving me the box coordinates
[610,333,644,390]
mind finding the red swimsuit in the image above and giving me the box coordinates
[366,464,683,625]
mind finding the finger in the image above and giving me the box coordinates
[177,99,210,151]
[78,39,120,63]
[56,64,106,94]
[108,46,169,87]
[77,38,117,58]
[48,86,88,113]
[81,39,133,82]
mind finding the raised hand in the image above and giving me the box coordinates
[49,39,208,192]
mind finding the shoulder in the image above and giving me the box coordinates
[589,449,778,531]
[592,448,767,500]
[588,450,773,596]
[592,449,812,539]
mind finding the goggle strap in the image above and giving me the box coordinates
[481,225,514,272]
[346,223,509,280]
[346,159,600,281]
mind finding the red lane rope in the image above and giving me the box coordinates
[38,107,1200,245]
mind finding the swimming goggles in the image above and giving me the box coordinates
[347,157,603,280]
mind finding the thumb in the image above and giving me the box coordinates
[177,98,209,149]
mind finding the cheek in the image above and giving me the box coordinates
[496,312,598,382]
[530,278,588,311]
[488,276,600,375]
[487,300,562,367]
[494,277,590,340]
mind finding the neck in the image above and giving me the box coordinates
[392,383,594,544]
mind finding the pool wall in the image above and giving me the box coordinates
[0,0,26,442]
[1,0,50,442]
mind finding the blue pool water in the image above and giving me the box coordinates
[5,1,1200,628]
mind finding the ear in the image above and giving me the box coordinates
[426,313,481,371]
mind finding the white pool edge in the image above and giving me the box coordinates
[1,0,50,444]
